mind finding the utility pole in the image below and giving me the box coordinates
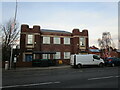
[10,0,18,69]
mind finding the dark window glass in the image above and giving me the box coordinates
[25,54,32,62]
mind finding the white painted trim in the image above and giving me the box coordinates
[21,32,40,35]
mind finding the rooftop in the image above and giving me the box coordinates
[89,49,100,52]
[41,29,71,34]
[117,49,120,52]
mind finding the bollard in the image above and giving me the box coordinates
[5,61,9,70]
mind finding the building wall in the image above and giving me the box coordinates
[118,52,120,58]
[110,51,118,57]
[18,24,89,67]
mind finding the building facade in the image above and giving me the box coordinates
[18,24,89,67]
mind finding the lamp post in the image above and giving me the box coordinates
[9,0,18,69]
[9,45,13,69]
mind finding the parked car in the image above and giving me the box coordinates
[104,57,120,67]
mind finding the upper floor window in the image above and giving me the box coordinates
[27,35,33,44]
[54,37,60,44]
[43,36,50,44]
[64,37,70,44]
[80,37,85,46]
[64,52,70,59]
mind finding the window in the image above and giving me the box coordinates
[54,37,60,44]
[64,52,70,59]
[93,55,100,60]
[80,37,85,46]
[27,35,33,44]
[64,37,70,44]
[43,36,50,44]
[55,52,61,59]
[25,54,32,62]
[42,54,50,59]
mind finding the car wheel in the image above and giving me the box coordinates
[111,63,115,67]
[77,64,82,69]
[99,63,104,67]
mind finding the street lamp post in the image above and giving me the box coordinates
[9,45,13,69]
[9,0,18,69]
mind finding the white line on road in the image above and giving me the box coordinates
[2,81,61,88]
[88,76,120,80]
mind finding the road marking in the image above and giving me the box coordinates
[88,76,120,80]
[71,70,83,73]
[2,81,61,88]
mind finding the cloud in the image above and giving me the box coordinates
[19,2,118,48]
[2,0,119,2]
[25,9,118,48]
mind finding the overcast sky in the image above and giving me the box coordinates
[2,0,119,48]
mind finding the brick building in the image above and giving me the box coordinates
[89,46,120,58]
[89,46,100,55]
[18,24,89,67]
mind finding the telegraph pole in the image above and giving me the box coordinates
[10,0,18,69]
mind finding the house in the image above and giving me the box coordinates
[117,49,120,58]
[89,46,100,55]
[17,24,89,67]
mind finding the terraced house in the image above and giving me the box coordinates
[18,24,89,67]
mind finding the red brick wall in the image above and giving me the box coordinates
[118,52,120,58]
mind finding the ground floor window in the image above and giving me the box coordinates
[42,54,50,59]
[25,54,32,62]
[54,52,61,59]
[64,52,70,59]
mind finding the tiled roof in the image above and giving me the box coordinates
[89,49,100,52]
[117,49,120,52]
[41,29,71,34]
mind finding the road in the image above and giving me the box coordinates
[2,66,120,89]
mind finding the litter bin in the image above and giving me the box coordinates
[5,61,9,70]
[58,60,63,64]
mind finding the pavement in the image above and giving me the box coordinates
[2,65,71,72]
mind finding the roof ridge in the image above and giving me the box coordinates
[41,29,71,33]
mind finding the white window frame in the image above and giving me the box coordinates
[64,37,70,44]
[53,37,60,44]
[64,52,71,59]
[55,52,61,59]
[80,37,85,46]
[43,36,50,44]
[27,34,33,44]
[42,54,50,59]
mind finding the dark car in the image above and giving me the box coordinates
[104,57,120,67]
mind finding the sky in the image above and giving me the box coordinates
[1,0,119,49]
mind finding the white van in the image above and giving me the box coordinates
[70,54,104,68]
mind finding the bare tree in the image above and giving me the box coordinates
[98,32,115,59]
[2,18,19,61]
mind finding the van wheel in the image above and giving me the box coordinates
[99,63,104,67]
[111,63,115,67]
[77,64,82,69]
